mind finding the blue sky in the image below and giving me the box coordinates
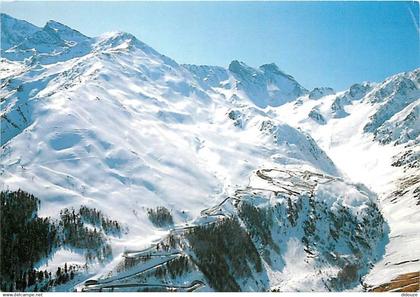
[2,1,419,90]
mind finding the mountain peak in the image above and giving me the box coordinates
[259,63,280,73]
[93,31,179,68]
[43,20,90,43]
[228,60,256,75]
[0,13,24,22]
[0,12,12,20]
[260,63,298,81]
[44,19,67,28]
[95,31,141,50]
[0,13,40,50]
[228,60,242,67]
[100,31,136,40]
[308,87,335,100]
[44,19,74,33]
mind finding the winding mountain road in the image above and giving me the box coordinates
[79,167,340,292]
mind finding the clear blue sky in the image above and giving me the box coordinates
[2,1,419,90]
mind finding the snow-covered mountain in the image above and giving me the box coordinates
[1,14,92,64]
[1,13,39,50]
[185,61,308,108]
[0,14,418,292]
[275,69,420,291]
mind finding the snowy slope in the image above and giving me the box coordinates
[0,14,339,281]
[77,167,385,292]
[275,69,420,289]
[0,14,417,292]
[0,32,338,231]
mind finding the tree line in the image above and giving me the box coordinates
[147,206,174,227]
[0,190,121,292]
[186,218,261,291]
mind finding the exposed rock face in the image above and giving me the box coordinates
[309,87,335,100]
